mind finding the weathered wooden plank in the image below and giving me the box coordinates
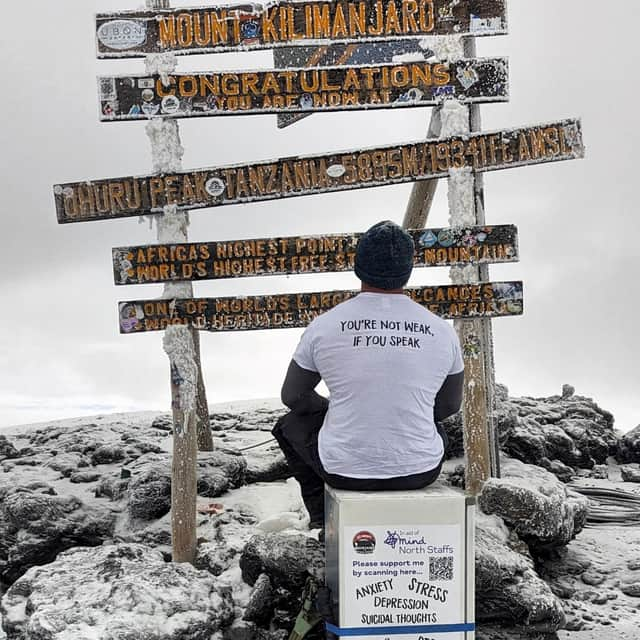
[274,39,436,129]
[118,281,523,333]
[96,0,508,58]
[99,58,508,121]
[113,225,518,285]
[54,120,583,224]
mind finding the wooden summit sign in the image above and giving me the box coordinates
[54,119,584,223]
[96,0,508,58]
[118,281,524,333]
[113,225,518,285]
[98,58,508,120]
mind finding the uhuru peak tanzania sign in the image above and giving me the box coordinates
[113,225,518,285]
[98,58,508,120]
[96,0,508,58]
[55,119,583,223]
[118,281,524,334]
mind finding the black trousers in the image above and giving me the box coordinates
[272,409,447,526]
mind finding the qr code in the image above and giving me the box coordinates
[429,556,453,581]
[99,77,116,101]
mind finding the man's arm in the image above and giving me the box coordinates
[434,371,464,422]
[281,359,329,415]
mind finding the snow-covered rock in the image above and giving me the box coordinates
[442,386,618,476]
[477,626,560,639]
[620,464,640,483]
[479,459,588,551]
[618,424,640,463]
[0,483,116,584]
[240,532,324,591]
[475,512,566,632]
[0,543,234,639]
[0,436,19,462]
[94,450,248,521]
[500,390,617,470]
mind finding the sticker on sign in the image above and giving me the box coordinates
[97,20,147,50]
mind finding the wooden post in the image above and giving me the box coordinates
[144,0,206,564]
[145,0,213,456]
[401,35,498,493]
[465,37,500,481]
[166,332,199,563]
[422,36,495,495]
[445,36,497,495]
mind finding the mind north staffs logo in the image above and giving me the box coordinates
[352,530,376,554]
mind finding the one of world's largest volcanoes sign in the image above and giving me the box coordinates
[54,120,584,223]
[96,0,507,58]
[118,281,524,333]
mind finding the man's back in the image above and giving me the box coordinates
[293,291,463,478]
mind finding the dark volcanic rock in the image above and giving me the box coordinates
[0,543,234,639]
[439,385,617,470]
[197,450,247,497]
[128,461,172,521]
[497,387,617,470]
[243,573,274,624]
[479,459,588,552]
[125,451,247,521]
[620,465,640,483]
[245,442,291,484]
[151,414,173,431]
[0,483,116,584]
[69,471,102,484]
[618,425,640,463]
[91,443,126,465]
[475,512,566,632]
[0,436,19,461]
[46,452,89,477]
[240,532,324,591]
[95,474,130,501]
[539,458,576,483]
[477,625,559,640]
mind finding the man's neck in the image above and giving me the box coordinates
[361,283,404,294]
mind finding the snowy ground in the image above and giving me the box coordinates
[1,401,639,639]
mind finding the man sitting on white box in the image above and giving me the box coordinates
[273,220,464,530]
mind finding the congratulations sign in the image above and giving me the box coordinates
[98,58,508,121]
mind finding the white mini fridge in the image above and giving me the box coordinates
[324,483,475,639]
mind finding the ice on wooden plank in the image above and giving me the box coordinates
[431,35,464,62]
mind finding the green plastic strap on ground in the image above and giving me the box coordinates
[288,578,323,640]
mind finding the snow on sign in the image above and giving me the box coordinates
[117,281,523,333]
[112,225,518,285]
[98,58,508,121]
[54,120,583,224]
[95,0,508,58]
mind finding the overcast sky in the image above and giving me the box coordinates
[0,1,638,432]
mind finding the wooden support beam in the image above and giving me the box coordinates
[402,105,442,230]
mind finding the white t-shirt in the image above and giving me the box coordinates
[293,292,464,479]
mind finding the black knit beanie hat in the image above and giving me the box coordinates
[354,220,415,290]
